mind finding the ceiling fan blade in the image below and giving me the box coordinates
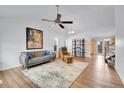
[59,24,64,29]
[61,21,73,24]
[42,19,55,22]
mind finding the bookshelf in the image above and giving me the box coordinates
[72,38,85,57]
[72,39,76,56]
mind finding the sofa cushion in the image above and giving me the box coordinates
[28,57,46,64]
[34,51,42,57]
[41,51,45,56]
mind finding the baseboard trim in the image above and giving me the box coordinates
[0,63,22,71]
[115,66,124,85]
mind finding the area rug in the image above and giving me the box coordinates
[22,59,88,88]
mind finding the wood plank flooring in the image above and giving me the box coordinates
[0,55,124,88]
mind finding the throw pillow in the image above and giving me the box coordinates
[44,51,50,56]
[27,52,33,60]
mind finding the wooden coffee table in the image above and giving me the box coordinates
[64,55,73,63]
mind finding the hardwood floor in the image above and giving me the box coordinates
[71,55,124,88]
[0,55,124,88]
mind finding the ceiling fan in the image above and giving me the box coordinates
[42,5,73,29]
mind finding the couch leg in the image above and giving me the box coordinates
[53,58,55,61]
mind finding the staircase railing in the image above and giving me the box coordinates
[104,42,115,68]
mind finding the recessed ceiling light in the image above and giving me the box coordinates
[71,31,75,34]
[104,39,110,41]
[69,31,71,34]
[69,30,75,34]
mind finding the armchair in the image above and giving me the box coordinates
[60,47,70,60]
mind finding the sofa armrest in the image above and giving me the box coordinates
[52,52,56,56]
[19,52,28,67]
[51,52,56,60]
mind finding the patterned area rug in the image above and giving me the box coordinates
[22,59,88,88]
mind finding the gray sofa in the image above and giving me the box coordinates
[19,50,56,68]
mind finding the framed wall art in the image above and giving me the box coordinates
[26,27,43,50]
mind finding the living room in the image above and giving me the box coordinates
[0,5,124,89]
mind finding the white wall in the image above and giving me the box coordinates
[115,6,124,83]
[0,18,65,70]
[0,18,2,68]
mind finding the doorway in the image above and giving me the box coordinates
[53,38,58,52]
[97,41,103,54]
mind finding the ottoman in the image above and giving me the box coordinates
[64,55,73,63]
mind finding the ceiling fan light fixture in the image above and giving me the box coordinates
[69,30,75,34]
[71,31,75,34]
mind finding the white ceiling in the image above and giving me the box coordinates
[0,5,115,37]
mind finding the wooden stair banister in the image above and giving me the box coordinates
[104,40,115,68]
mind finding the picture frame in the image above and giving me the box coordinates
[26,27,43,50]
